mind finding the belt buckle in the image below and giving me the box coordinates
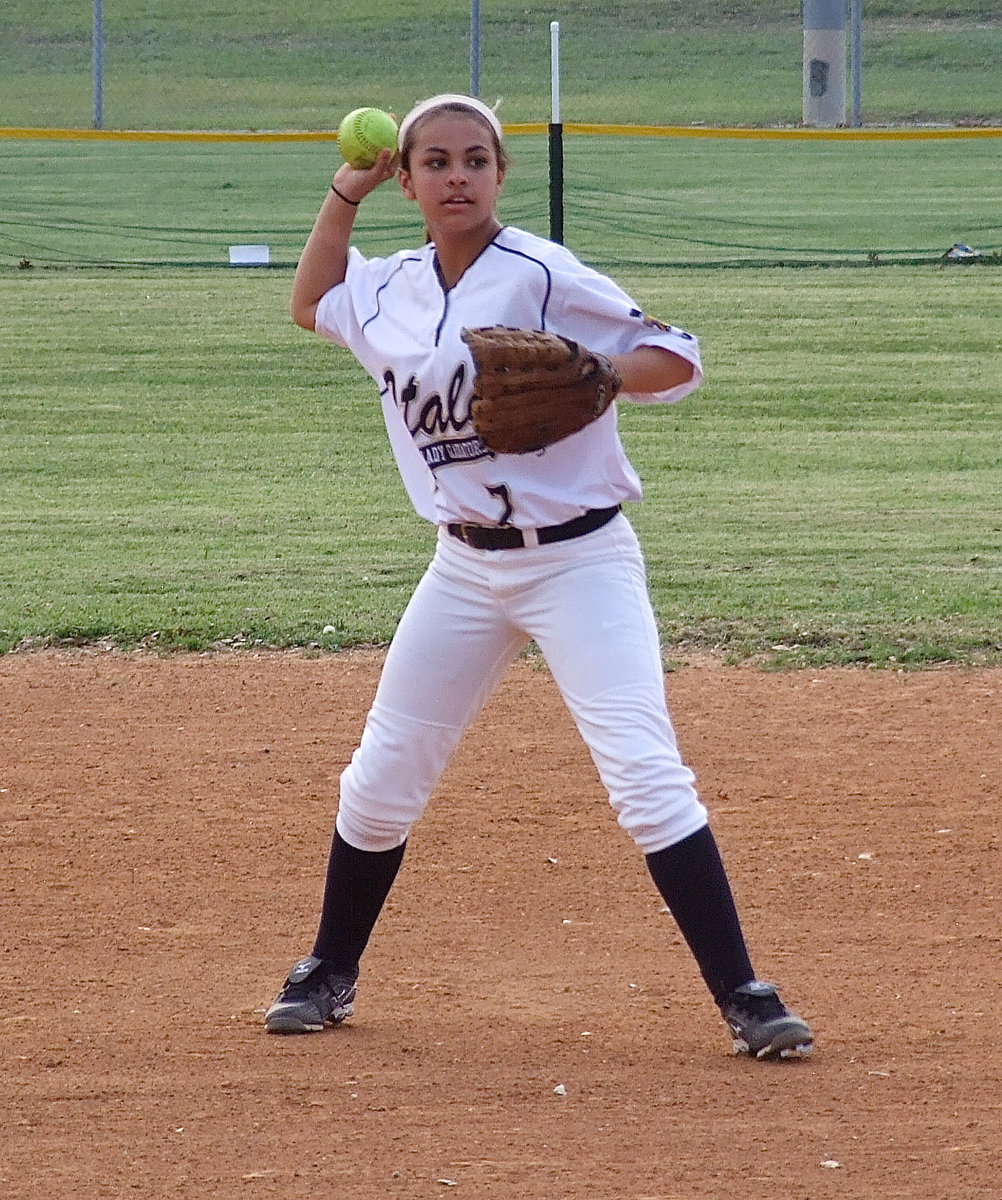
[456,522,481,546]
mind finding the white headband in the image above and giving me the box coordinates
[397,94,503,151]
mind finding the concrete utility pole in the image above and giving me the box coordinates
[803,0,848,127]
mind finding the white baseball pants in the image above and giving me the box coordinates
[336,512,708,854]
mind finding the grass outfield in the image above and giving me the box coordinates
[3,264,1000,665]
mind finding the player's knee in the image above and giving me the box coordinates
[337,759,430,851]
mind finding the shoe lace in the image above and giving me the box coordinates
[280,962,356,1005]
[326,975,356,1002]
[731,989,788,1023]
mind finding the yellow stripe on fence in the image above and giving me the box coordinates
[0,127,340,142]
[2,123,1001,142]
[560,123,1002,140]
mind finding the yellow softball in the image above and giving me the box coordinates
[337,107,399,169]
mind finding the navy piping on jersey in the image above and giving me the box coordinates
[488,239,554,330]
[360,254,425,335]
[359,232,555,343]
[432,255,451,344]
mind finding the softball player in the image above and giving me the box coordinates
[265,94,813,1060]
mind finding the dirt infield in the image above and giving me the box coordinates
[2,649,999,1200]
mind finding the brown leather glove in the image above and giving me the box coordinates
[461,326,622,454]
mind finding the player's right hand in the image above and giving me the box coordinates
[332,148,399,205]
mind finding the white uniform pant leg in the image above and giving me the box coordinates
[336,539,529,851]
[509,515,708,854]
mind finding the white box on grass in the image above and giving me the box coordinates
[228,244,270,266]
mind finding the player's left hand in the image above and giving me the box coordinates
[461,326,622,455]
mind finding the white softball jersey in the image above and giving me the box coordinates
[314,226,703,529]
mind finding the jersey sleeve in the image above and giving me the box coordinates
[313,246,374,348]
[545,252,703,406]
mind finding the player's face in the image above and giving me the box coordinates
[398,112,505,240]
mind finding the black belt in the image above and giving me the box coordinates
[446,505,620,551]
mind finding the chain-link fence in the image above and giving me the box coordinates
[2,2,1000,131]
[3,3,999,270]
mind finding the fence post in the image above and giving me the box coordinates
[850,0,863,127]
[92,0,105,129]
[470,0,481,98]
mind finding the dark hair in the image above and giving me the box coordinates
[399,102,510,172]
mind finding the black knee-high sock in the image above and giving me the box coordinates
[311,830,406,976]
[645,824,754,1006]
